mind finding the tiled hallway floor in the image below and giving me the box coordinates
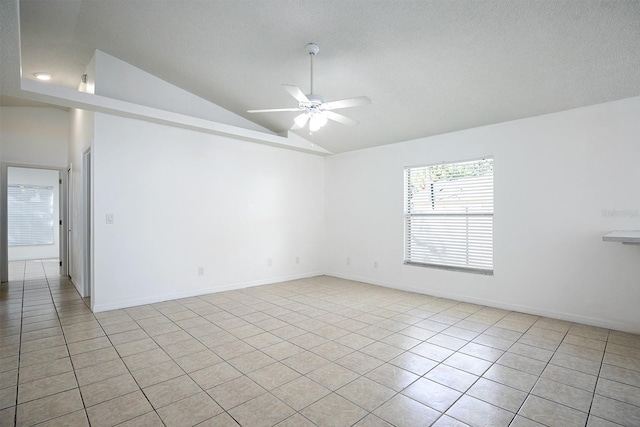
[1,260,640,426]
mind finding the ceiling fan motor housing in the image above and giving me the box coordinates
[306,43,319,55]
[301,93,324,111]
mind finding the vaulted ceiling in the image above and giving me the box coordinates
[6,0,640,153]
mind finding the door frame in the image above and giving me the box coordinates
[0,163,69,282]
[67,165,73,282]
[81,150,92,299]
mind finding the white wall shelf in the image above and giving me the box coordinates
[602,231,640,245]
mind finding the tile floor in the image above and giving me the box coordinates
[1,260,640,427]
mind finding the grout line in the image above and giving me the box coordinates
[41,259,89,426]
[584,328,610,426]
[505,319,572,426]
[12,260,27,427]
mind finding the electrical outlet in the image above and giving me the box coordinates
[198,267,204,276]
[346,257,351,265]
[374,261,378,269]
[268,258,273,267]
[105,213,114,224]
[295,256,300,264]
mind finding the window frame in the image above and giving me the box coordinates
[404,157,494,275]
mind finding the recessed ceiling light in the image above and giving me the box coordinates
[34,72,52,81]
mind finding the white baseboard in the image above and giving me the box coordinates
[91,271,323,313]
[89,267,639,334]
[326,271,640,335]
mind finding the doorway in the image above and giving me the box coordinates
[1,164,68,282]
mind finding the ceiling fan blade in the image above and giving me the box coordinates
[283,85,310,103]
[324,111,358,126]
[291,113,310,130]
[247,107,301,113]
[320,96,371,110]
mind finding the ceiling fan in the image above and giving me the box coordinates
[248,43,371,132]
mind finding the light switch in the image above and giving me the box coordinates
[106,213,114,224]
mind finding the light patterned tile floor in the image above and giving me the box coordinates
[1,260,640,426]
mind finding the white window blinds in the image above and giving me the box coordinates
[8,184,55,246]
[405,158,494,274]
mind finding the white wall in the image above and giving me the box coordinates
[68,108,93,296]
[7,167,60,261]
[69,50,327,310]
[0,107,68,281]
[91,112,325,311]
[66,55,96,296]
[325,96,640,333]
[0,107,69,167]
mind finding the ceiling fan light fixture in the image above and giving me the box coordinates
[309,113,328,132]
[294,113,310,128]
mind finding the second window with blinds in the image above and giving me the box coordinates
[404,158,494,274]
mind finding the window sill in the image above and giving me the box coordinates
[404,261,494,275]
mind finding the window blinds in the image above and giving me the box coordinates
[8,184,55,246]
[405,158,494,274]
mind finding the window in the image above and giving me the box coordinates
[404,158,494,274]
[8,184,55,246]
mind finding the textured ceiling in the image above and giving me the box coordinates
[10,0,640,153]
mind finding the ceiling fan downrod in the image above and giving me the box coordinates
[306,43,319,95]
